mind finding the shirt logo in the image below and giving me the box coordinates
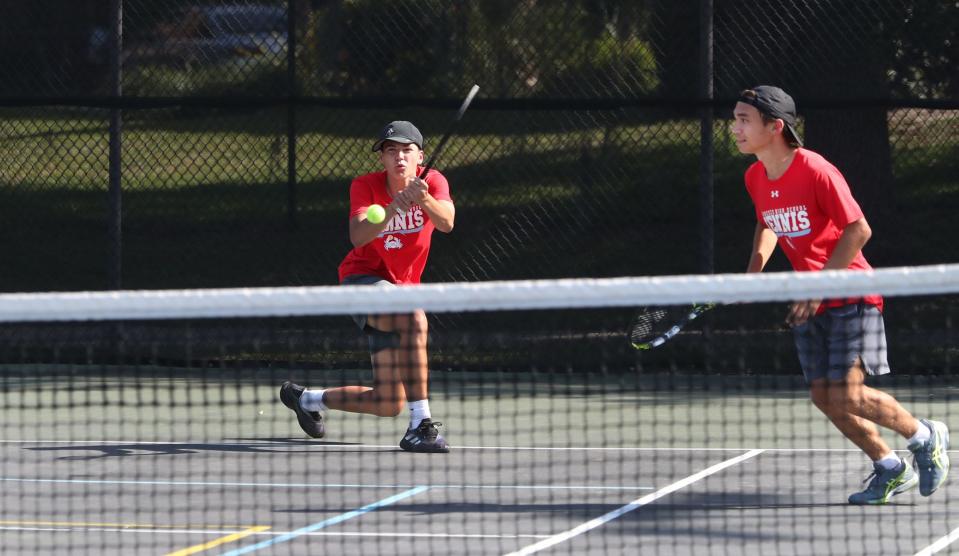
[771,190,780,198]
[383,235,403,250]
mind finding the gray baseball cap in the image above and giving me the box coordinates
[372,121,423,151]
[739,86,803,147]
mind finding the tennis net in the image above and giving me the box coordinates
[1,264,958,554]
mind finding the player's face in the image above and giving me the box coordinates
[730,102,777,155]
[379,141,424,179]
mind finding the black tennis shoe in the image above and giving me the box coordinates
[399,418,449,453]
[279,381,325,439]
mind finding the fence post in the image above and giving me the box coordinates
[698,0,714,274]
[286,0,299,230]
[108,0,123,289]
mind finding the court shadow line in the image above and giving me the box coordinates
[25,437,370,461]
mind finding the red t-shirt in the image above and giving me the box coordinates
[745,148,883,311]
[337,167,452,284]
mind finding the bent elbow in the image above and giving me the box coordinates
[855,219,872,243]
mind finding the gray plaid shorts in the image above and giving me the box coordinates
[792,303,890,382]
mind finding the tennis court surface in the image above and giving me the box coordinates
[1,267,958,554]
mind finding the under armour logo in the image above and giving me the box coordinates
[771,190,780,198]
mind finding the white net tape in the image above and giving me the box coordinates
[0,263,957,322]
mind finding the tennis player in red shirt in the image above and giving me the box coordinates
[733,86,949,503]
[280,121,454,453]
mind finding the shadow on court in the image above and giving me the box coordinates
[25,438,365,460]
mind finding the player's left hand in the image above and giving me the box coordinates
[786,299,822,327]
[402,176,429,202]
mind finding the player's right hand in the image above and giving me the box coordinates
[786,299,821,327]
[390,193,412,215]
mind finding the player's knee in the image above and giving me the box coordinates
[374,400,404,417]
[823,384,862,415]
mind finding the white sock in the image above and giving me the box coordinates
[299,389,327,413]
[408,399,431,429]
[908,420,931,445]
[875,451,902,472]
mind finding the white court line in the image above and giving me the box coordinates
[915,525,959,556]
[504,449,765,556]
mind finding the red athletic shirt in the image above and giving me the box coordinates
[745,148,883,311]
[337,167,452,284]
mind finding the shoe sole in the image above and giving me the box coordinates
[400,443,450,453]
[279,382,325,439]
[400,435,450,453]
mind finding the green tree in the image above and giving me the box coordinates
[302,0,658,98]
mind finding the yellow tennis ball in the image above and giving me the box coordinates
[366,204,386,224]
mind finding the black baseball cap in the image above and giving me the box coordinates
[739,85,803,147]
[372,121,423,151]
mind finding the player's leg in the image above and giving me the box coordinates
[280,274,404,437]
[321,355,405,416]
[280,320,406,437]
[809,374,893,461]
[370,310,448,453]
[836,304,950,497]
[796,306,915,504]
[810,371,918,505]
[393,309,429,403]
[318,312,406,416]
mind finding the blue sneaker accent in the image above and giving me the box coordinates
[279,381,325,439]
[909,419,950,496]
[848,461,917,505]
[399,419,449,453]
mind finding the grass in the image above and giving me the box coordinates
[0,106,955,292]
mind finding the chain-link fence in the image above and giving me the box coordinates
[0,0,957,292]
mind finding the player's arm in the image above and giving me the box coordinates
[419,197,455,233]
[822,217,871,270]
[349,210,392,248]
[746,222,778,273]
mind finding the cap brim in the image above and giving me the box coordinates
[784,123,803,147]
[372,136,420,151]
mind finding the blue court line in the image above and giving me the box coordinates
[218,486,429,555]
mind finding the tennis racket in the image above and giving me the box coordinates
[629,303,716,350]
[418,84,480,180]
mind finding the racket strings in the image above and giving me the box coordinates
[630,308,668,342]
